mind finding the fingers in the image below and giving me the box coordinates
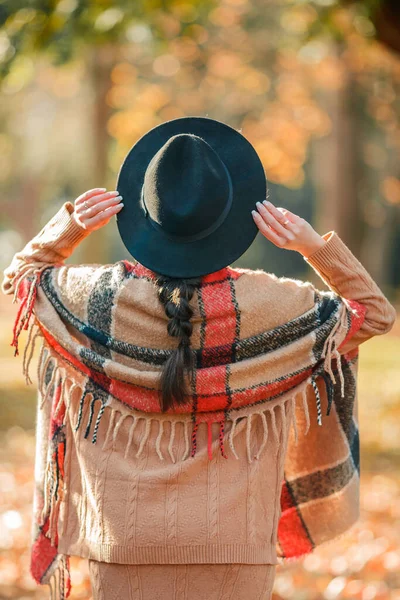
[83,203,124,228]
[251,198,306,248]
[263,200,295,229]
[252,209,287,246]
[75,188,108,206]
[254,201,294,239]
[75,189,120,210]
[276,207,299,224]
[74,188,124,232]
[79,194,123,219]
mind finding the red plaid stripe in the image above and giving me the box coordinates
[196,272,238,408]
[277,503,314,557]
[201,283,237,350]
[338,299,367,352]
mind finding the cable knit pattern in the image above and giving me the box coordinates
[174,564,188,599]
[165,422,183,545]
[98,409,117,544]
[124,420,150,546]
[271,401,291,550]
[165,471,180,544]
[127,564,142,600]
[219,564,242,600]
[2,202,396,600]
[247,418,260,545]
[207,442,220,542]
[88,561,277,600]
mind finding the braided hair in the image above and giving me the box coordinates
[154,274,202,412]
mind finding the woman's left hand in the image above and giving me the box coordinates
[72,188,124,232]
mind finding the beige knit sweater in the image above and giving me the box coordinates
[2,203,397,575]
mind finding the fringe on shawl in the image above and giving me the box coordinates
[14,267,349,469]
[10,264,49,357]
[33,304,348,472]
[33,554,72,600]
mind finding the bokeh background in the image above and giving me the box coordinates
[1,0,400,598]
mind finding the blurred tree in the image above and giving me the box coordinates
[0,1,219,78]
[375,0,400,53]
[0,0,215,261]
[0,0,399,287]
[341,0,400,54]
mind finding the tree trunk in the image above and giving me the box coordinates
[310,50,362,259]
[310,48,394,292]
[80,44,120,264]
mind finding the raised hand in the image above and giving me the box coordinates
[72,188,124,232]
[251,199,326,257]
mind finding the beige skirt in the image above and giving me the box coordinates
[88,560,277,600]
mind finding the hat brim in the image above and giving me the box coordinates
[115,116,266,278]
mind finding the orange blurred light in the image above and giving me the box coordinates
[208,51,244,79]
[382,177,400,205]
[136,85,171,111]
[111,62,138,85]
[208,6,240,27]
[280,6,317,35]
[170,37,201,62]
[107,110,160,143]
[237,70,270,94]
[106,86,137,109]
[153,55,181,77]
[253,139,284,169]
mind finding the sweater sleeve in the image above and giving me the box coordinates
[303,230,397,355]
[2,201,90,298]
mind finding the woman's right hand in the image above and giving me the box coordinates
[251,199,326,258]
[72,188,124,232]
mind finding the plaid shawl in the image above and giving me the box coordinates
[10,258,366,600]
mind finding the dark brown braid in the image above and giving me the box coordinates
[154,274,202,412]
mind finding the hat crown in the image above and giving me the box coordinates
[141,133,233,240]
[116,116,266,278]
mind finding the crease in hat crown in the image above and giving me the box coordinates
[139,133,233,243]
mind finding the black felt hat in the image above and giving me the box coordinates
[116,116,266,278]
